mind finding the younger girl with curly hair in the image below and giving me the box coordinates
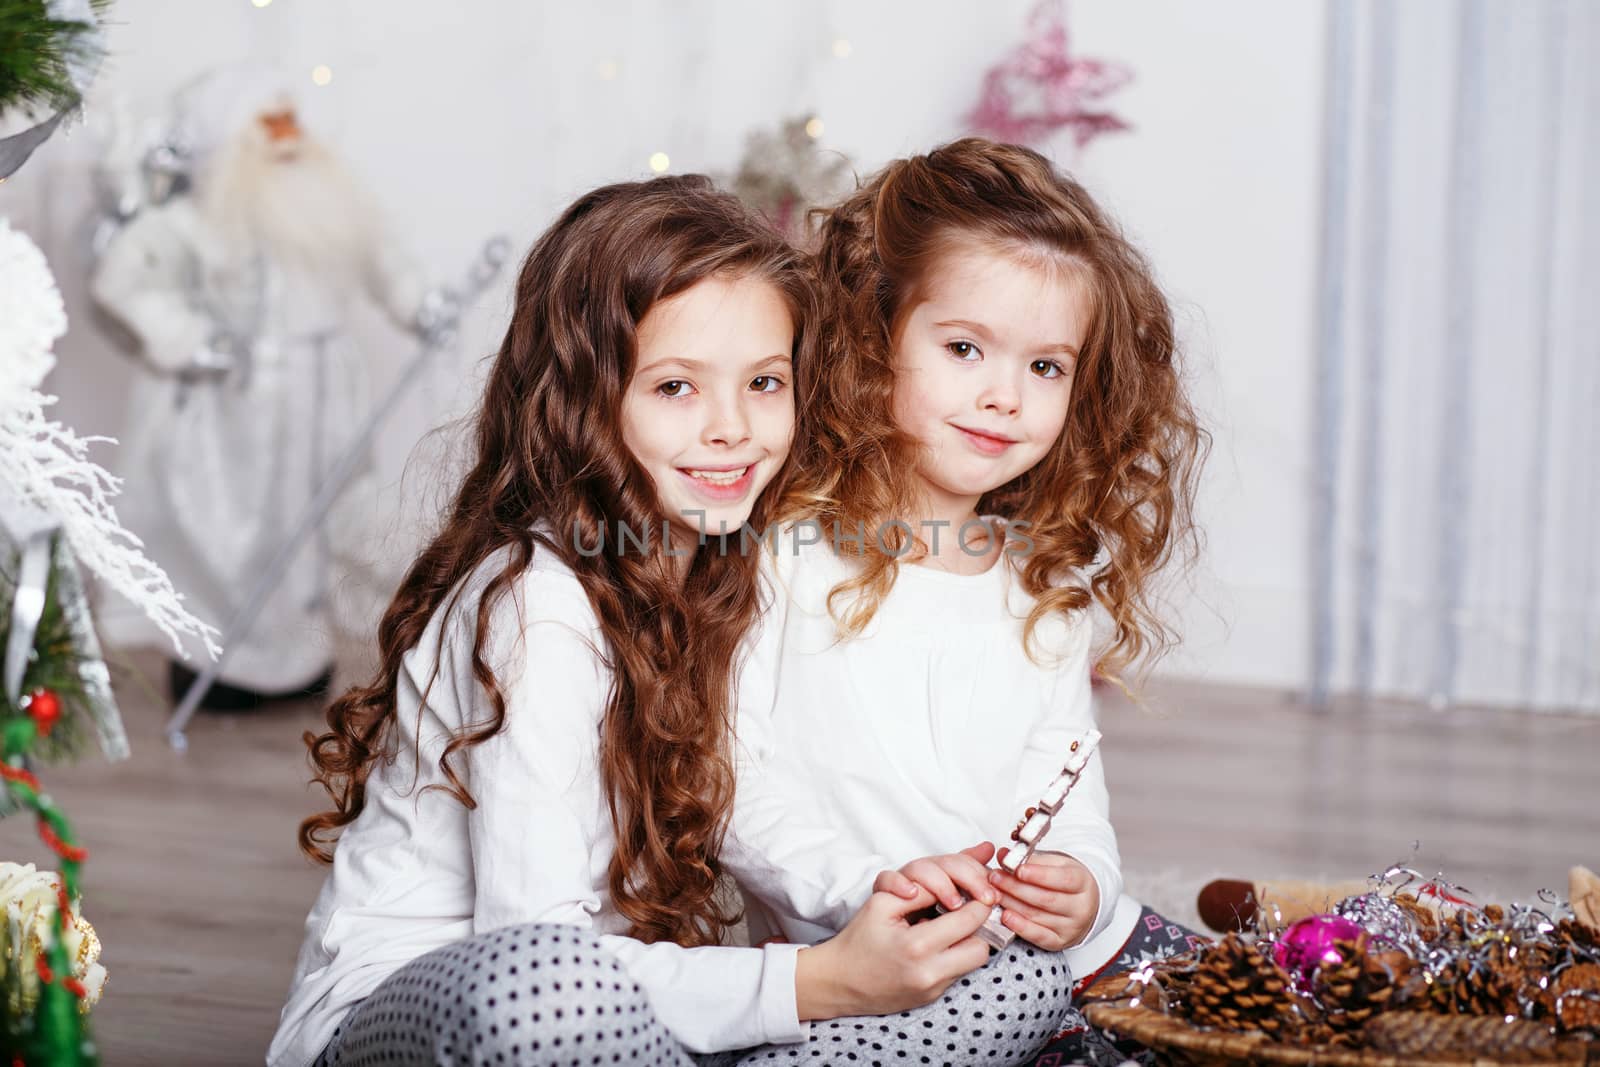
[269,175,1023,1067]
[726,138,1209,1066]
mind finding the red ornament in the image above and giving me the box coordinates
[26,688,61,735]
[966,0,1133,150]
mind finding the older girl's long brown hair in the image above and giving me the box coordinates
[790,138,1206,682]
[299,175,817,947]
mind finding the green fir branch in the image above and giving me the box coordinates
[0,556,91,766]
[0,0,110,116]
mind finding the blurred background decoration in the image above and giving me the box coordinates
[86,61,435,715]
[12,0,1584,717]
[726,114,852,247]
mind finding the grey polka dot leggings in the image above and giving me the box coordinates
[313,923,1073,1067]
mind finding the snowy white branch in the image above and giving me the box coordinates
[0,219,220,658]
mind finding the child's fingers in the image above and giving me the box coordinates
[902,860,964,910]
[988,868,1074,912]
[930,928,993,981]
[999,905,1067,951]
[912,898,991,952]
[992,883,1068,921]
[994,887,1073,922]
[934,855,999,907]
[874,869,921,899]
[868,885,939,923]
[1011,859,1090,894]
[959,841,996,866]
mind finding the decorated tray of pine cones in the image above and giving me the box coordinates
[1083,868,1600,1066]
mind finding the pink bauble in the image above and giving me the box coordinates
[1273,914,1366,988]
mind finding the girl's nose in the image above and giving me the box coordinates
[703,391,753,447]
[977,371,1021,418]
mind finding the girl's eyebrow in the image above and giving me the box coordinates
[933,318,996,341]
[637,353,792,374]
[638,356,707,374]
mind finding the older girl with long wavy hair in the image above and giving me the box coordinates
[725,139,1211,1065]
[268,176,1004,1067]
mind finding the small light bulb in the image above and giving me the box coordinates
[251,0,272,7]
[832,38,852,59]
[311,65,333,87]
[648,152,670,173]
[804,117,824,139]
[597,59,619,80]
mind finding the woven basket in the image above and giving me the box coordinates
[1080,974,1600,1067]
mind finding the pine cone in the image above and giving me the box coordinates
[1152,964,1193,1006]
[1518,939,1562,976]
[1311,939,1416,1036]
[1292,1019,1342,1049]
[1558,917,1600,957]
[1435,907,1483,945]
[1363,1011,1577,1062]
[1181,934,1300,1038]
[1551,962,1600,1033]
[1428,942,1526,1017]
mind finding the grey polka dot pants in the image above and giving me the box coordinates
[313,924,1071,1067]
[697,940,1073,1067]
[313,923,694,1066]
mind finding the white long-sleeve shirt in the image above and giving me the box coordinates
[269,548,806,1066]
[725,524,1141,977]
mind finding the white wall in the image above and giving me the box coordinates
[5,0,1328,692]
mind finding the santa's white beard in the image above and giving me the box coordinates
[201,132,377,285]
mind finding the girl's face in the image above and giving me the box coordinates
[621,272,796,542]
[891,242,1090,520]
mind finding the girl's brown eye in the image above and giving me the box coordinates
[658,380,692,398]
[750,376,784,393]
[1032,359,1066,379]
[947,341,980,360]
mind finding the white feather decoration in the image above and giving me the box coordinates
[0,218,219,658]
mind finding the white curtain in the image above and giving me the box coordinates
[1310,0,1600,713]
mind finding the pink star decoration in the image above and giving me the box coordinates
[966,0,1134,150]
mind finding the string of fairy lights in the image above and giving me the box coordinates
[241,0,850,175]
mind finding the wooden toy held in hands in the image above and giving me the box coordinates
[978,728,1103,950]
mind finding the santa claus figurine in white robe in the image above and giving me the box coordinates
[91,65,429,709]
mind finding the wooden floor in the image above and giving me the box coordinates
[2,656,1595,1065]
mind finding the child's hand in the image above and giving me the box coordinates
[987,848,1100,951]
[795,887,992,1019]
[873,842,998,911]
